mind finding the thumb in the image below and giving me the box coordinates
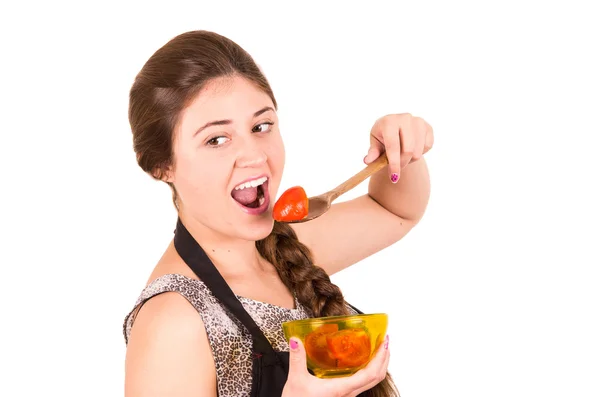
[363,145,381,165]
[364,136,384,164]
[287,338,308,377]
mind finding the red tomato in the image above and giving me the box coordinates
[273,186,308,222]
[304,324,339,368]
[326,328,371,368]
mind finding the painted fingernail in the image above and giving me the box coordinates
[290,339,298,350]
[384,335,389,349]
[390,173,399,183]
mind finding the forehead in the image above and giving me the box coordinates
[180,76,274,127]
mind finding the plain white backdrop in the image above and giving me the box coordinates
[1,1,599,396]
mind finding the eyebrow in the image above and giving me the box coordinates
[193,106,275,137]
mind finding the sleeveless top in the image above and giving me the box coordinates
[123,273,358,396]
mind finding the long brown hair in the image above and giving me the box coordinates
[128,30,399,397]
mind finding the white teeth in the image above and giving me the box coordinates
[259,196,265,206]
[234,176,267,190]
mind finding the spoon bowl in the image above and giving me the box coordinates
[283,154,389,223]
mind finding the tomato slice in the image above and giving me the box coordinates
[304,324,339,368]
[326,328,371,368]
[273,186,308,222]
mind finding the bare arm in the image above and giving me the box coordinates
[125,292,217,397]
[367,155,430,222]
[291,157,430,275]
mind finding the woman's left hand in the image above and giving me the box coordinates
[363,113,434,183]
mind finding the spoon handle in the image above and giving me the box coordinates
[329,153,389,201]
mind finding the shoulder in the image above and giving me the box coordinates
[124,274,211,340]
[125,287,217,396]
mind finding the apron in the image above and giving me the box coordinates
[173,217,368,396]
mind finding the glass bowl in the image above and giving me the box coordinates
[282,313,388,378]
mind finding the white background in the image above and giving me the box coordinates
[1,1,599,396]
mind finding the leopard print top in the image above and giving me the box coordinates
[123,273,357,396]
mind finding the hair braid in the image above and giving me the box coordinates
[257,221,349,317]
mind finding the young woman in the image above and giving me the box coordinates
[123,30,433,397]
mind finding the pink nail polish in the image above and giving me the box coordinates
[384,335,389,349]
[290,339,298,350]
[391,173,399,183]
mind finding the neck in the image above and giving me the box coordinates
[177,212,268,275]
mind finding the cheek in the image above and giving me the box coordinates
[273,143,285,171]
[173,153,220,205]
[270,131,285,166]
[268,137,286,189]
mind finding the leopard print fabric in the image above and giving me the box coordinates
[123,273,358,396]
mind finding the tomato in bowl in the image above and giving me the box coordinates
[282,313,388,378]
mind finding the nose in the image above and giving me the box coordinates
[235,139,267,168]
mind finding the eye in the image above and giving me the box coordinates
[252,122,274,133]
[206,136,229,147]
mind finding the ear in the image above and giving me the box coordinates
[151,163,175,183]
[162,171,175,183]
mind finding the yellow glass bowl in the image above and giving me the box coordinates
[282,313,388,378]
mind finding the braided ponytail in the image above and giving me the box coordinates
[257,221,400,397]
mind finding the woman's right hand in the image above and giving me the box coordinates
[282,335,391,397]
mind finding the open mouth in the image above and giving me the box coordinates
[231,176,270,214]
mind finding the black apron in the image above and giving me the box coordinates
[173,217,368,397]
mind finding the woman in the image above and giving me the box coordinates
[123,30,432,397]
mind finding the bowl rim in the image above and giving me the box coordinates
[282,313,388,327]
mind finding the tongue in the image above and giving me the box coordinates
[232,187,258,205]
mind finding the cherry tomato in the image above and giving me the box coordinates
[326,328,371,368]
[273,186,308,222]
[304,324,339,368]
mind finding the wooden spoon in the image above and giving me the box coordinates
[283,153,389,223]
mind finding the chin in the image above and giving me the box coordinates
[238,216,275,242]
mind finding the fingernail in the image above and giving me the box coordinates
[384,335,389,349]
[290,339,298,350]
[390,173,399,183]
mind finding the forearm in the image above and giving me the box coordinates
[368,157,431,222]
